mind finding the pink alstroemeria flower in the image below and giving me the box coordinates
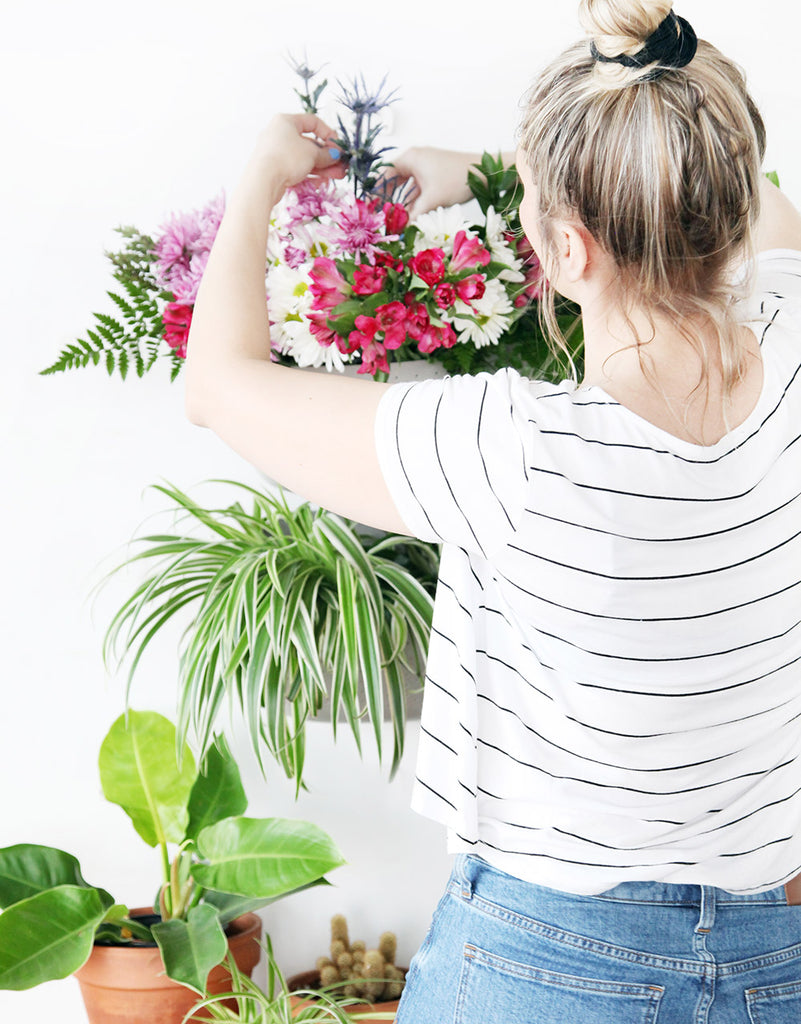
[416,321,457,354]
[352,264,388,296]
[307,311,339,348]
[309,258,350,310]
[343,313,379,356]
[358,340,390,376]
[434,282,456,309]
[162,302,193,359]
[374,301,408,350]
[450,230,490,273]
[455,274,486,304]
[405,300,430,341]
[383,202,409,236]
[409,248,446,287]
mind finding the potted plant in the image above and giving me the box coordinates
[102,485,438,788]
[287,914,406,1024]
[0,710,345,1024]
[189,938,395,1023]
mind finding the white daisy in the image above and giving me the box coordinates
[484,206,525,283]
[449,278,514,348]
[280,320,350,373]
[413,205,473,255]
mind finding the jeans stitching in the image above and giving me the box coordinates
[462,888,705,975]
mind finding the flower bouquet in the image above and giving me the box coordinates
[41,61,582,383]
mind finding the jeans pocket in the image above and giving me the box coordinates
[746,980,801,1024]
[455,944,663,1024]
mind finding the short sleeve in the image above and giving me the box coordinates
[374,368,534,558]
[738,249,801,324]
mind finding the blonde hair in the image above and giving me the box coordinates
[519,0,766,396]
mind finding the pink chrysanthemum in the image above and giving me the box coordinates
[330,199,387,263]
[284,180,345,228]
[153,194,225,298]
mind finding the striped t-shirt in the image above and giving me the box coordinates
[374,250,801,896]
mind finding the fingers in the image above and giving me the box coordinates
[290,111,337,143]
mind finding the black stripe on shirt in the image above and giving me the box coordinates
[476,690,755,775]
[524,488,801,545]
[507,521,801,583]
[475,736,796,797]
[532,614,801,665]
[433,391,487,557]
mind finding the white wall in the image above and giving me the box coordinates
[1,1,799,1019]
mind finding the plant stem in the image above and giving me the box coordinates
[160,842,172,916]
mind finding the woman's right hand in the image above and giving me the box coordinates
[387,147,483,217]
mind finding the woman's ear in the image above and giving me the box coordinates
[556,222,590,283]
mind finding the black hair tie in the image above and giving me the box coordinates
[591,10,698,82]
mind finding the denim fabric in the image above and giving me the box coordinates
[395,855,801,1024]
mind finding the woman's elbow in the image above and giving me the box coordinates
[183,364,214,427]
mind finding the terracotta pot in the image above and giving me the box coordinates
[73,909,262,1024]
[287,968,405,1023]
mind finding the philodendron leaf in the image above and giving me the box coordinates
[0,844,110,909]
[0,885,108,990]
[192,818,345,899]
[151,902,227,994]
[201,878,331,928]
[99,710,196,847]
[185,736,248,842]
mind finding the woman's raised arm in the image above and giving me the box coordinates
[184,114,411,534]
[756,177,801,253]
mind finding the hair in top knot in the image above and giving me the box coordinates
[582,0,675,86]
[518,0,767,399]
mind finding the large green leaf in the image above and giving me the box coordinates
[185,736,248,842]
[151,902,227,994]
[99,711,196,847]
[0,885,108,989]
[192,818,345,899]
[200,879,328,928]
[0,845,110,910]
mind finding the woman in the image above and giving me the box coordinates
[186,1,801,1020]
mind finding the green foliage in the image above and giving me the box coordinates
[0,886,111,990]
[99,710,197,848]
[766,170,781,187]
[0,711,344,995]
[40,227,181,381]
[103,484,437,788]
[467,151,523,220]
[437,152,584,382]
[187,938,370,1023]
[152,903,228,995]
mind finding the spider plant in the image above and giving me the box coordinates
[185,939,395,1023]
[103,483,438,788]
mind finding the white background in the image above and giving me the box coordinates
[1,1,799,1019]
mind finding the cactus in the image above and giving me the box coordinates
[315,915,406,1003]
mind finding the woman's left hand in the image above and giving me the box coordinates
[249,113,347,204]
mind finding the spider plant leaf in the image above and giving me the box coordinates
[314,516,383,613]
[382,656,406,777]
[353,586,383,762]
[373,561,434,632]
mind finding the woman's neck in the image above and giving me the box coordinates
[579,301,763,446]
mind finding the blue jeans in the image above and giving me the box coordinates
[395,855,801,1024]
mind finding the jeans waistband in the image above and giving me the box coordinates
[450,854,789,909]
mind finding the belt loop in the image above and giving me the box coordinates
[456,853,474,899]
[696,885,716,933]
